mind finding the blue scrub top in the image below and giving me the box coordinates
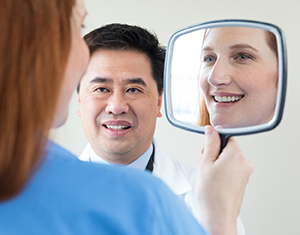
[0,141,208,235]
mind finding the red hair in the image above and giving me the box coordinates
[0,0,75,201]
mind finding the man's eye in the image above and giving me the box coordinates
[96,87,109,92]
[127,88,141,93]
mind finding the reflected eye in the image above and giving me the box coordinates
[234,53,254,62]
[203,55,216,65]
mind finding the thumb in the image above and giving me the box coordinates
[202,125,221,163]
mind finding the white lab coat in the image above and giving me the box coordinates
[78,139,246,235]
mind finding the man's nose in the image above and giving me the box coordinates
[105,92,129,115]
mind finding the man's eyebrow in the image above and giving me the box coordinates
[89,77,147,86]
[125,78,147,86]
[90,77,112,84]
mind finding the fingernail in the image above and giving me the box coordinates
[205,125,213,137]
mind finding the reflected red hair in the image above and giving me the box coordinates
[0,0,74,200]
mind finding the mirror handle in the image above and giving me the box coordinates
[219,134,231,154]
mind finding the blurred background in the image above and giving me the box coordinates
[51,0,300,234]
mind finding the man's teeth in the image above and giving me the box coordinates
[106,125,129,130]
[214,96,242,103]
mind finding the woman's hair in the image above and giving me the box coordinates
[197,29,278,126]
[0,0,75,201]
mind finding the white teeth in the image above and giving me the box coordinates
[214,96,242,103]
[106,125,129,130]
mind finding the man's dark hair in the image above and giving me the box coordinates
[77,23,166,95]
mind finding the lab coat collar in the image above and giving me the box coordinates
[78,143,153,171]
[152,139,194,196]
[79,140,194,196]
[78,143,91,162]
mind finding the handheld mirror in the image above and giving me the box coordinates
[164,20,287,150]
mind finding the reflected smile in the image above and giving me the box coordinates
[213,95,244,103]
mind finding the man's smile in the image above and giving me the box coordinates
[102,120,132,132]
[104,125,131,130]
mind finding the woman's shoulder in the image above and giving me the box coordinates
[0,141,206,235]
[42,142,205,234]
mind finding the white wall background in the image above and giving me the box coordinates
[51,0,300,234]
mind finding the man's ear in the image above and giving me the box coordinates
[77,94,81,116]
[157,90,163,118]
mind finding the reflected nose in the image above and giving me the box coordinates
[105,92,129,115]
[207,59,232,87]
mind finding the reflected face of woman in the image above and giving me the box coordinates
[199,27,278,128]
[53,0,89,128]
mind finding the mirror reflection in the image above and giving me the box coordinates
[171,26,278,128]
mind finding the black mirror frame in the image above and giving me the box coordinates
[164,19,287,139]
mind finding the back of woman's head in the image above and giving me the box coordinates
[0,0,75,201]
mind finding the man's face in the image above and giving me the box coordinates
[78,49,163,164]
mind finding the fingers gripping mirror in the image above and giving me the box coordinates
[164,20,287,150]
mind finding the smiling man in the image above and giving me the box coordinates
[78,48,162,165]
[77,24,164,170]
[77,23,245,234]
